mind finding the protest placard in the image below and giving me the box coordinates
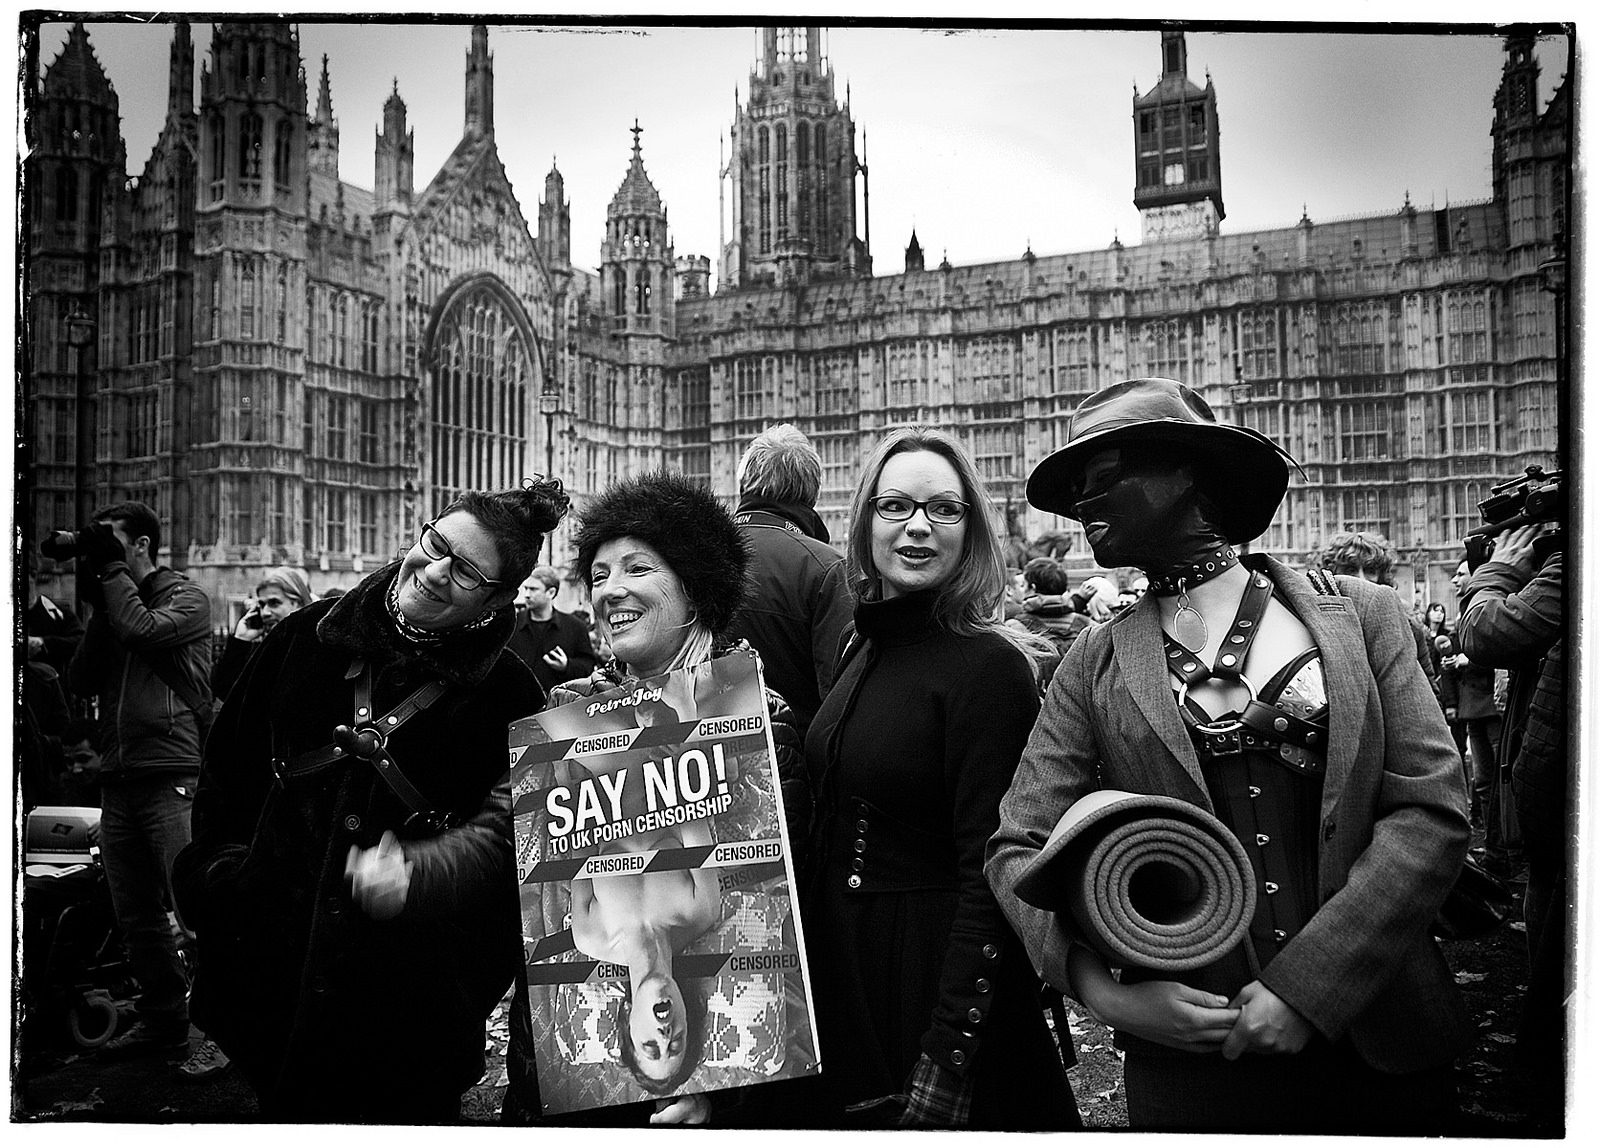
[509,649,820,1114]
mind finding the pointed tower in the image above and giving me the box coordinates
[307,55,339,177]
[904,228,924,273]
[374,79,414,218]
[24,21,128,547]
[1492,33,1565,243]
[537,159,571,277]
[463,24,494,139]
[190,22,310,573]
[168,19,194,120]
[1133,31,1224,243]
[602,121,675,339]
[722,27,869,289]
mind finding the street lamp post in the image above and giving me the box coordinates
[539,367,560,563]
[64,304,97,616]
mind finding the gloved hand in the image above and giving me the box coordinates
[80,522,128,574]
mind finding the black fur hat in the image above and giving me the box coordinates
[572,471,750,637]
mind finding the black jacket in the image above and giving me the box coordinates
[174,562,541,1121]
[68,564,212,779]
[796,592,1075,1128]
[725,498,853,731]
[505,606,596,698]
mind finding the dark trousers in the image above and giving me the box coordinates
[99,774,194,1030]
[1123,1043,1458,1135]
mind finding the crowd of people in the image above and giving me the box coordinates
[16,380,1568,1130]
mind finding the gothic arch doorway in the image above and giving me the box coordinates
[423,274,541,510]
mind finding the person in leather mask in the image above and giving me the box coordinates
[986,377,1473,1135]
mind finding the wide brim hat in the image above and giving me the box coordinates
[1026,377,1298,544]
[572,470,750,637]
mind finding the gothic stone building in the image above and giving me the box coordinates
[23,23,1567,616]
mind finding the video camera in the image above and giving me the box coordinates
[1464,465,1563,568]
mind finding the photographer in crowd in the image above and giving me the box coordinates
[1457,510,1566,1107]
[56,502,213,1062]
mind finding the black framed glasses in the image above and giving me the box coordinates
[870,495,970,525]
[417,521,505,593]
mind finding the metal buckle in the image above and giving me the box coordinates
[1178,673,1258,736]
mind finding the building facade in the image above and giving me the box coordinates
[23,22,1569,616]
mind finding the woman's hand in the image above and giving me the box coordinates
[1070,947,1237,1051]
[345,830,413,920]
[1220,980,1314,1059]
[650,1093,711,1125]
[1098,979,1240,1052]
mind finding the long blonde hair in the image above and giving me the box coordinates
[845,427,1051,669]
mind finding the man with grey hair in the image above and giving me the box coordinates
[726,423,852,732]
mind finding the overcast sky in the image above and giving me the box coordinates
[29,15,1572,286]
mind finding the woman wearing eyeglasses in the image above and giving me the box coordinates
[756,428,1077,1130]
[175,481,569,1123]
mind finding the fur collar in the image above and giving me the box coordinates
[314,561,516,687]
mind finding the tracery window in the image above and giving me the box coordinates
[427,282,533,504]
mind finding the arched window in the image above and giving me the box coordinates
[814,123,828,242]
[757,127,771,252]
[276,264,289,344]
[636,274,651,316]
[613,272,626,318]
[336,295,349,367]
[274,120,293,193]
[207,113,225,200]
[776,124,789,236]
[239,113,264,192]
[240,259,257,340]
[426,281,534,502]
[54,166,78,221]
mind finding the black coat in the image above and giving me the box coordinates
[505,606,595,698]
[725,499,853,732]
[794,591,1077,1129]
[174,562,542,1121]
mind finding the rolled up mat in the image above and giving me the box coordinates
[1012,789,1256,972]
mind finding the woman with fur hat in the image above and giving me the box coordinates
[175,481,569,1122]
[986,378,1472,1133]
[756,427,1076,1130]
[500,470,803,1127]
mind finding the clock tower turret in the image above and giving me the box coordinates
[1133,31,1224,243]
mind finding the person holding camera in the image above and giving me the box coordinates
[58,501,214,1062]
[1458,519,1565,1102]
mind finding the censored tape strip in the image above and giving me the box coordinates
[525,950,802,984]
[509,716,769,767]
[521,839,786,885]
[510,732,770,814]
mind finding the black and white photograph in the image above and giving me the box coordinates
[10,6,1582,1137]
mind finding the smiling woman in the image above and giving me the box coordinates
[744,427,1078,1130]
[501,470,807,1128]
[173,479,570,1123]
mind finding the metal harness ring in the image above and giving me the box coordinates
[1177,672,1259,735]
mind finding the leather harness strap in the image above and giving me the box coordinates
[271,658,455,832]
[1161,572,1327,773]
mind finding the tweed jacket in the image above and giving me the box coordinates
[986,555,1473,1074]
